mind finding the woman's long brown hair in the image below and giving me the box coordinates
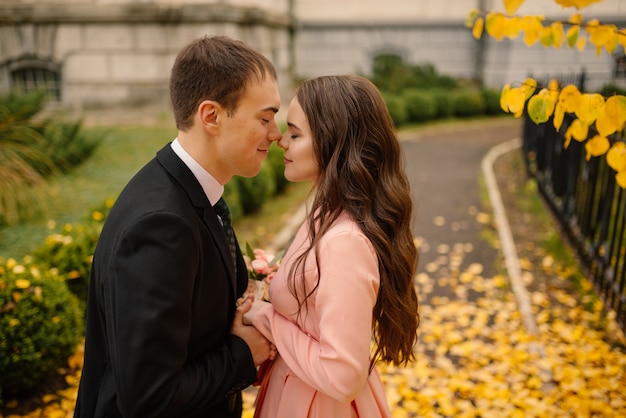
[287,75,419,369]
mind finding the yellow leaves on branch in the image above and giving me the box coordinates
[552,0,603,9]
[501,79,626,185]
[466,2,626,56]
[472,0,626,187]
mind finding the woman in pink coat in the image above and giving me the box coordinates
[243,75,419,418]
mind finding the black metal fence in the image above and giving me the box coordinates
[522,106,626,335]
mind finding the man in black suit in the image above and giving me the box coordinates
[74,35,282,417]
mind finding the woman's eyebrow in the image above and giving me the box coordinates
[287,122,302,131]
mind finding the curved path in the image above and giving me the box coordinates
[401,118,522,300]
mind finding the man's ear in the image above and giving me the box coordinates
[198,100,220,135]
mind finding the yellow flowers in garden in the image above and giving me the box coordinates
[467,0,626,186]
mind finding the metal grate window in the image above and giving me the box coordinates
[10,63,61,100]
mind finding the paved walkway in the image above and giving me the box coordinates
[401,118,522,295]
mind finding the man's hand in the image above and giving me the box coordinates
[231,298,271,366]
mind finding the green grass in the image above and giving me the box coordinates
[0,124,312,259]
[0,125,176,258]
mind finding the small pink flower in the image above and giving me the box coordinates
[244,245,282,302]
[253,249,267,259]
[251,259,271,275]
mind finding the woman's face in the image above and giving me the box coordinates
[278,97,319,183]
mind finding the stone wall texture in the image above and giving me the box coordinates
[0,0,625,113]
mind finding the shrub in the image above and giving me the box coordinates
[32,223,102,311]
[33,118,102,176]
[0,90,102,225]
[223,180,244,222]
[481,87,504,115]
[233,160,276,215]
[599,83,626,97]
[371,55,459,93]
[371,54,414,94]
[266,143,288,194]
[382,93,408,126]
[403,89,438,123]
[452,89,486,117]
[431,89,456,119]
[0,257,83,394]
[29,198,112,311]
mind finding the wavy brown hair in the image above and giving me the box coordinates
[288,75,419,368]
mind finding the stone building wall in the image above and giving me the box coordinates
[0,1,293,113]
[293,0,626,91]
[0,0,625,116]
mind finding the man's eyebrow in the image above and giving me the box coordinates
[262,106,279,113]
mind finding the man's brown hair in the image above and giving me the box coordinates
[169,35,277,131]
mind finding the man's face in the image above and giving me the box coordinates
[216,75,282,180]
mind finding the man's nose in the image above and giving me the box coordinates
[268,121,282,142]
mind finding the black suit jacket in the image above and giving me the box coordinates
[75,144,257,417]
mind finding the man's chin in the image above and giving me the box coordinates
[238,163,263,178]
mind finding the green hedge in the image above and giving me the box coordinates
[481,87,504,115]
[452,89,487,117]
[382,92,409,126]
[382,87,504,126]
[403,89,438,123]
[225,143,284,220]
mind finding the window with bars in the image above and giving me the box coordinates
[10,60,61,100]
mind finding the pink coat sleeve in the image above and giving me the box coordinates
[253,229,379,403]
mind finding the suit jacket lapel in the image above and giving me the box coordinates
[156,144,238,295]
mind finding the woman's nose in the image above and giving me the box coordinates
[277,132,288,150]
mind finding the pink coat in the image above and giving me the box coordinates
[252,212,392,418]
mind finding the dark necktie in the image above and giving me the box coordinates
[213,197,237,272]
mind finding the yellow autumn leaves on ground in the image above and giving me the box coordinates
[3,169,625,418]
[376,233,626,417]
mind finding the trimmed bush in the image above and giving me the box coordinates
[223,180,244,222]
[431,89,456,119]
[452,89,486,117]
[266,143,288,194]
[232,160,276,215]
[0,257,82,394]
[599,83,626,97]
[403,89,438,123]
[382,93,408,126]
[481,87,504,115]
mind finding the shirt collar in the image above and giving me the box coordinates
[170,138,223,206]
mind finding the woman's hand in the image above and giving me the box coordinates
[243,299,272,326]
